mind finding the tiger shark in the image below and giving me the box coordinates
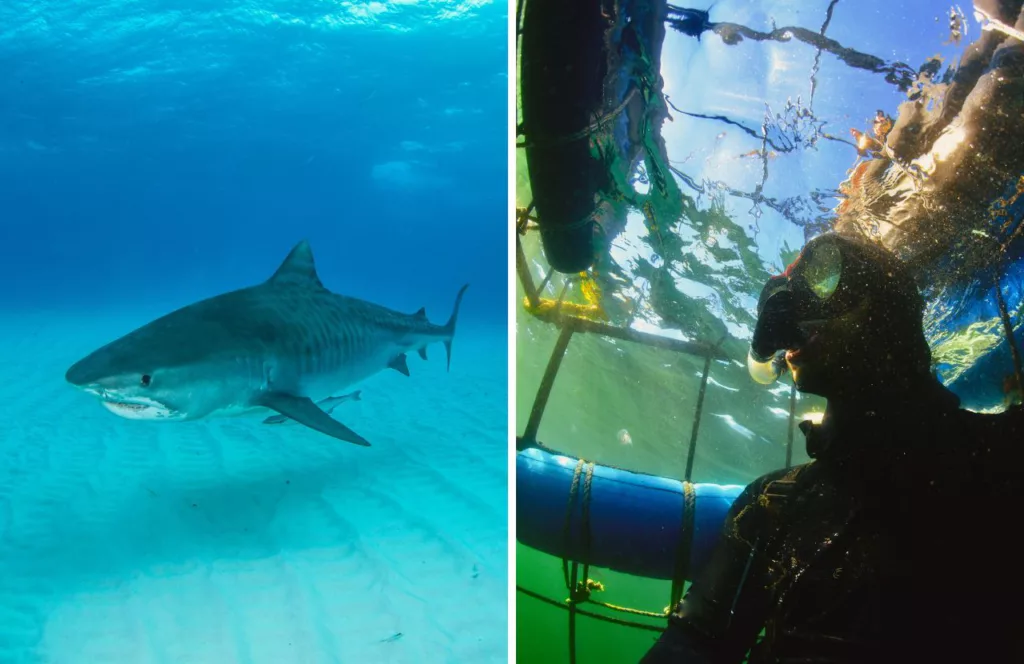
[65,241,468,447]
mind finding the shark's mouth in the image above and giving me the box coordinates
[94,393,179,421]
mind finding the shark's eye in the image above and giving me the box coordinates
[141,374,152,387]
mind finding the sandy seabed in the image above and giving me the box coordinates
[0,310,508,664]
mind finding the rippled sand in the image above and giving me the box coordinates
[0,310,507,663]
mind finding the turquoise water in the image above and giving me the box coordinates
[1,312,506,662]
[0,1,507,662]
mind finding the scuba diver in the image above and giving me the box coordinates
[640,232,1024,663]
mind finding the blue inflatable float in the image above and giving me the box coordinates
[517,445,744,581]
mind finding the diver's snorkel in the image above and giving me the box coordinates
[747,233,928,387]
[747,280,807,385]
[747,238,844,385]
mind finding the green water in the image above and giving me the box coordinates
[515,218,825,663]
[513,2,1024,657]
[516,544,672,663]
[513,28,828,658]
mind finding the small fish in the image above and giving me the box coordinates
[263,391,362,425]
[617,428,633,446]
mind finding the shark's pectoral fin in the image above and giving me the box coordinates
[417,347,427,361]
[388,354,410,376]
[262,391,362,425]
[256,392,371,447]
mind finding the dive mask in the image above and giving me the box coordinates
[747,236,850,385]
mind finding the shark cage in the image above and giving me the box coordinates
[513,0,1024,662]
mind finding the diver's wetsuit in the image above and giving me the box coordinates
[641,386,1024,663]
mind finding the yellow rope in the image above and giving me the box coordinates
[562,573,671,619]
[587,598,670,619]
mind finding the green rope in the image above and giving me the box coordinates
[669,480,697,610]
[561,460,586,589]
[562,460,585,664]
[561,459,598,664]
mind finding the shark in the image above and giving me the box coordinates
[65,241,468,447]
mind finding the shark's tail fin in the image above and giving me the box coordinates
[443,284,469,372]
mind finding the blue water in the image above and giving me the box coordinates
[0,2,507,662]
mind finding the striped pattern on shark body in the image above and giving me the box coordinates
[65,240,468,447]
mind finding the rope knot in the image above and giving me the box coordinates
[568,578,604,604]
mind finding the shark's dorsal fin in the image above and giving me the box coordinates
[268,240,324,289]
[414,307,428,320]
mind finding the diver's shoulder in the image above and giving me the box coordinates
[725,464,814,523]
[744,463,813,493]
